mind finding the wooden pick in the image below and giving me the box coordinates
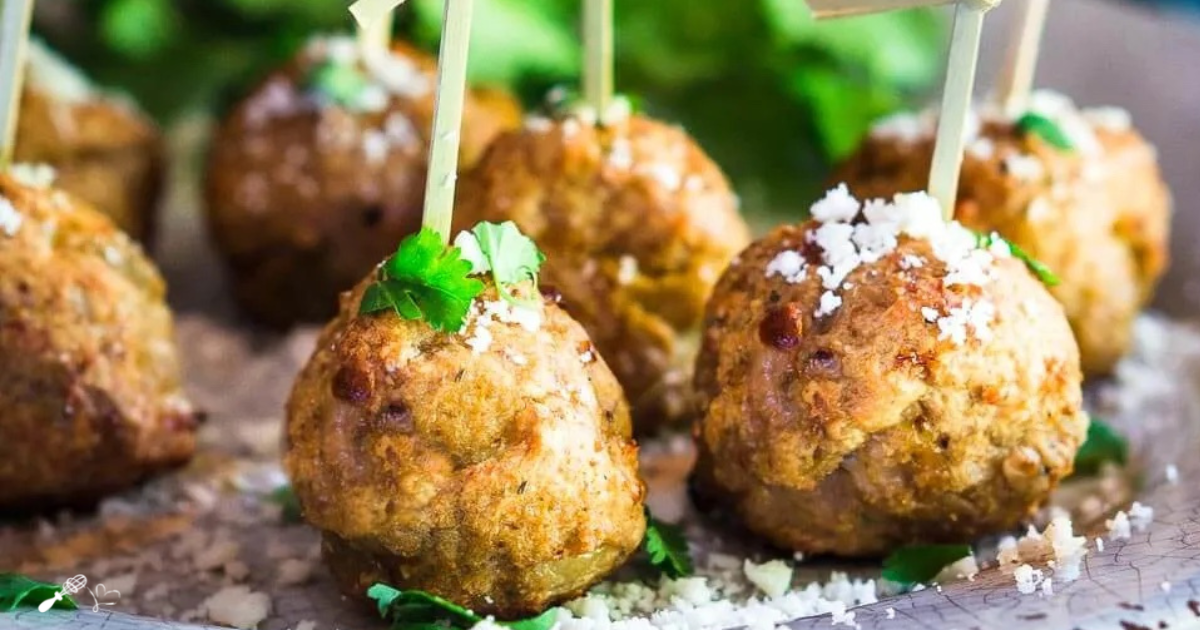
[583,0,614,118]
[994,0,1050,116]
[0,0,34,169]
[349,0,402,63]
[806,0,956,19]
[420,0,475,243]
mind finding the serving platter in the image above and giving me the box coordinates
[2,0,1200,629]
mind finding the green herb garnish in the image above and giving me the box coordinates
[0,574,78,612]
[360,227,486,332]
[1016,113,1074,151]
[976,232,1061,286]
[368,584,557,630]
[643,509,693,579]
[268,485,302,523]
[881,544,972,587]
[455,221,546,305]
[305,59,371,110]
[1073,417,1129,477]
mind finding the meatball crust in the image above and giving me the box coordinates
[455,114,751,432]
[0,174,196,509]
[694,222,1087,557]
[205,38,520,327]
[15,43,164,245]
[836,117,1170,375]
[285,282,646,618]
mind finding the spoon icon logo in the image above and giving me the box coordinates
[36,575,86,613]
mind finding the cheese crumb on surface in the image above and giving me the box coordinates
[9,163,57,188]
[0,196,21,237]
[1043,517,1088,581]
[1013,564,1044,595]
[934,556,979,583]
[1003,154,1045,182]
[886,607,895,619]
[1083,106,1132,132]
[815,291,843,318]
[1166,464,1180,484]
[617,255,639,285]
[201,586,271,630]
[1106,511,1132,540]
[744,559,793,599]
[1128,501,1154,531]
[525,116,553,133]
[765,250,807,283]
[460,300,543,355]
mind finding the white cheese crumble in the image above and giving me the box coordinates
[1166,464,1180,484]
[459,300,543,355]
[639,163,683,192]
[524,116,553,133]
[935,299,995,345]
[869,111,932,143]
[200,586,271,630]
[617,255,639,285]
[0,196,22,237]
[1106,511,1132,540]
[8,163,56,188]
[1083,106,1132,132]
[1003,153,1045,182]
[770,185,1004,328]
[608,137,634,170]
[1013,564,1044,595]
[1095,537,1105,553]
[1129,501,1155,531]
[967,137,996,160]
[743,559,793,599]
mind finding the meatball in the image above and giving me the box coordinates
[285,280,645,618]
[835,92,1170,374]
[455,113,751,432]
[14,40,165,245]
[693,187,1087,557]
[205,36,521,327]
[0,173,196,510]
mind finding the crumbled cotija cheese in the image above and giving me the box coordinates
[1083,106,1132,132]
[608,137,634,170]
[460,300,543,355]
[617,255,639,285]
[1106,511,1132,540]
[1013,564,1044,595]
[525,116,553,133]
[0,196,21,237]
[765,251,807,283]
[1128,501,1154,531]
[9,163,56,188]
[1166,464,1179,484]
[201,586,271,630]
[744,559,793,599]
[1003,154,1045,182]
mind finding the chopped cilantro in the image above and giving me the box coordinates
[1016,113,1074,151]
[368,583,557,630]
[643,509,693,579]
[1073,417,1129,477]
[455,221,545,305]
[305,58,371,110]
[360,228,486,332]
[881,544,972,587]
[976,232,1060,286]
[0,574,77,612]
[268,485,302,523]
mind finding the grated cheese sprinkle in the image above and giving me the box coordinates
[0,196,21,237]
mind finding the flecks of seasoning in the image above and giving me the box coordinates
[518,481,528,494]
[759,304,803,350]
[806,349,840,376]
[331,366,372,405]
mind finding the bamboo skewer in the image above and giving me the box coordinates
[583,0,613,119]
[0,0,35,169]
[350,0,401,63]
[928,1,994,218]
[994,0,1050,116]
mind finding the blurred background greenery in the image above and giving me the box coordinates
[30,0,947,213]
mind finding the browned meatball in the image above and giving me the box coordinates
[285,278,645,618]
[14,41,164,245]
[0,173,196,510]
[205,36,521,327]
[693,187,1087,557]
[835,94,1170,375]
[455,113,750,432]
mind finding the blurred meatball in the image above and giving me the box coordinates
[285,279,645,618]
[14,40,164,245]
[693,187,1087,557]
[835,92,1170,374]
[205,36,520,327]
[455,113,750,432]
[0,173,196,510]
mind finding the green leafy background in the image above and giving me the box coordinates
[31,0,947,216]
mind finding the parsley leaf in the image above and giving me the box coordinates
[360,228,486,332]
[0,574,78,612]
[976,232,1061,286]
[368,583,557,630]
[643,509,693,579]
[305,59,371,110]
[1073,417,1129,477]
[881,544,972,587]
[455,222,545,305]
[268,485,302,523]
[1016,113,1074,151]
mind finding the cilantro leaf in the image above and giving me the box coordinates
[1016,113,1074,151]
[305,59,371,110]
[457,222,546,305]
[1073,417,1129,477]
[0,574,77,612]
[368,584,557,630]
[881,544,972,587]
[976,232,1060,286]
[268,485,302,524]
[643,509,693,579]
[361,228,486,332]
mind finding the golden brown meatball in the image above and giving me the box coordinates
[205,36,521,327]
[693,187,1087,557]
[285,278,645,618]
[835,93,1171,375]
[14,41,164,245]
[0,173,196,510]
[455,113,751,432]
